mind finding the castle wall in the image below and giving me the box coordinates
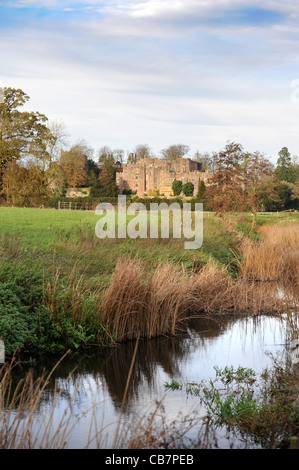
[116,158,212,197]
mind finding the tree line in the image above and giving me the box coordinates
[0,87,298,214]
[171,142,299,225]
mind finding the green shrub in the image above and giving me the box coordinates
[172,180,182,196]
[182,182,194,197]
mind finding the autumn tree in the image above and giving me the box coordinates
[2,161,50,206]
[0,87,53,190]
[242,151,276,226]
[205,141,246,212]
[60,142,89,188]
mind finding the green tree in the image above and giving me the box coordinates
[87,159,101,197]
[275,147,296,183]
[172,179,182,196]
[98,167,119,197]
[182,182,194,197]
[196,180,206,202]
[0,87,53,190]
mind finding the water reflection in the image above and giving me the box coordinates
[10,314,289,448]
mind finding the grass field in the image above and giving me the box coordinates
[0,206,298,355]
[0,206,242,280]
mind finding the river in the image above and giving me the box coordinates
[11,313,291,449]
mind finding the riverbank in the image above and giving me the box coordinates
[0,207,298,356]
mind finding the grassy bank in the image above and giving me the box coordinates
[0,207,298,356]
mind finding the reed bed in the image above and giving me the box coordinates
[101,259,195,341]
[240,223,299,288]
[100,257,294,342]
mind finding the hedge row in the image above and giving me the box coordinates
[44,195,206,211]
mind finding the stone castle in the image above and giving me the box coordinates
[116,157,212,197]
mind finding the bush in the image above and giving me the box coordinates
[0,262,113,356]
[44,195,121,210]
[172,180,182,196]
[182,182,194,197]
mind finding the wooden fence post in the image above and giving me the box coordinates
[290,436,299,449]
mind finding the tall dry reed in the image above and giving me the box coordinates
[240,223,299,289]
[101,259,196,341]
[101,256,294,342]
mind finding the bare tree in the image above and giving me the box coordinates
[134,144,152,160]
[193,150,218,172]
[160,144,190,161]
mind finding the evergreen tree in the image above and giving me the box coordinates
[182,182,194,197]
[197,180,206,201]
[98,167,118,197]
[172,179,182,196]
[275,147,296,183]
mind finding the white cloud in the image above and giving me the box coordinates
[2,0,299,159]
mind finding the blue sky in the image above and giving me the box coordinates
[1,0,299,162]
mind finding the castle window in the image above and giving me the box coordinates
[135,175,138,179]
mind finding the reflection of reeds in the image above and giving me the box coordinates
[0,352,79,449]
[0,354,211,449]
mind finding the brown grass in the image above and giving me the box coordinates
[101,259,196,341]
[100,256,294,342]
[41,222,299,344]
[240,223,299,289]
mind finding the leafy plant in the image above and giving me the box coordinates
[165,363,299,448]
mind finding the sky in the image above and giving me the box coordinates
[1,0,299,163]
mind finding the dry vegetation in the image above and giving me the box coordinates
[41,222,299,344]
[100,251,296,343]
[240,223,299,286]
[0,216,298,449]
